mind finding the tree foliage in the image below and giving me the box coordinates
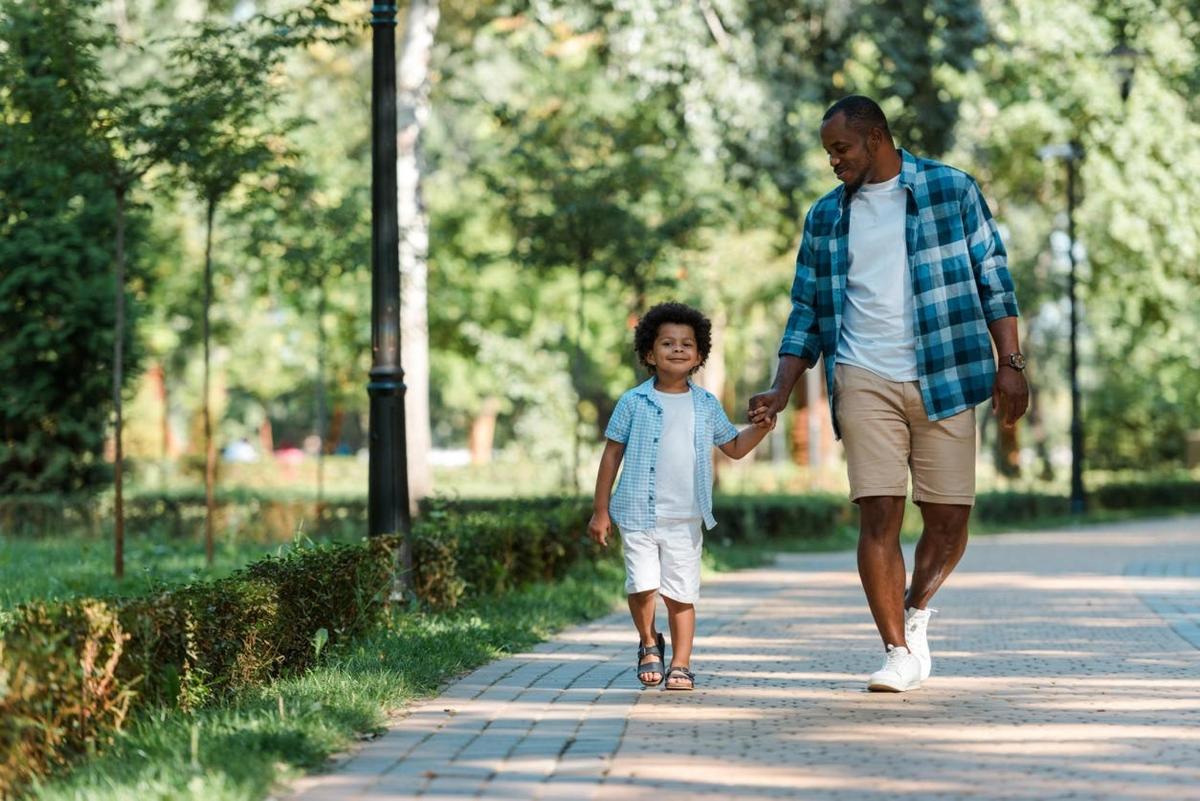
[0,0,132,493]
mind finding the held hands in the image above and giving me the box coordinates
[748,388,788,429]
[751,411,778,431]
[587,511,611,547]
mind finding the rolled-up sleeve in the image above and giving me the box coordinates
[962,179,1019,323]
[779,208,823,363]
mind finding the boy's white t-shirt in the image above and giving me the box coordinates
[653,388,701,520]
[835,173,919,382]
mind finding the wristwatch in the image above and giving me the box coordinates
[1004,352,1027,371]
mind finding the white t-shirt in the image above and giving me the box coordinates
[836,173,919,382]
[653,388,700,520]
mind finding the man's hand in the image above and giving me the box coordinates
[748,388,789,427]
[587,511,612,547]
[992,367,1029,429]
[752,411,778,431]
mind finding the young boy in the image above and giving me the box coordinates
[588,302,774,690]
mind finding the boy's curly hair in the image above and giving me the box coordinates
[634,302,712,375]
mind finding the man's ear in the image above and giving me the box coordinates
[866,127,882,152]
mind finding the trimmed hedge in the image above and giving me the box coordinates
[0,491,369,541]
[0,500,608,795]
[414,478,1200,542]
[0,536,396,794]
[3,477,1196,794]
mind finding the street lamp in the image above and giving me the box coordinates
[1108,25,1140,104]
[1038,142,1085,515]
[368,0,413,594]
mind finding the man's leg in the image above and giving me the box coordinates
[856,495,909,648]
[907,502,971,609]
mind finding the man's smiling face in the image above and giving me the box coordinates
[820,111,878,191]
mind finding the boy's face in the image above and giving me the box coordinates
[646,323,700,378]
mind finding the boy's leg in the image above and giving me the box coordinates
[628,589,662,682]
[663,595,695,679]
[658,519,703,688]
[622,527,664,683]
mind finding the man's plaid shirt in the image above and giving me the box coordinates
[779,149,1019,436]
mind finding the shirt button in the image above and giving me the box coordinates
[653,438,658,443]
[650,467,655,472]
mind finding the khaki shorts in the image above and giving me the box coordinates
[834,363,976,506]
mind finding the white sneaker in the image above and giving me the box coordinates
[905,607,936,681]
[867,645,922,692]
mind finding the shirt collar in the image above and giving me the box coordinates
[633,376,697,403]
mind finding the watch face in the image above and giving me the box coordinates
[1009,353,1026,370]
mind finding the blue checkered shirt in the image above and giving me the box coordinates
[780,149,1019,436]
[604,378,739,532]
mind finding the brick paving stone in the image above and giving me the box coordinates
[282,516,1200,801]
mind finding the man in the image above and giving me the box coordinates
[749,96,1029,692]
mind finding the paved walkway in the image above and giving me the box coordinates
[282,516,1200,801]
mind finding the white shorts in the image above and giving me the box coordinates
[621,518,703,603]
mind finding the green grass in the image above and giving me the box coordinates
[0,533,284,614]
[15,505,1200,800]
[22,559,627,801]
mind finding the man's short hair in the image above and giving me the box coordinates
[822,95,891,139]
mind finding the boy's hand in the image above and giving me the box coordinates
[587,512,612,547]
[752,412,778,431]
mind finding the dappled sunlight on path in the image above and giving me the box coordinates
[282,516,1200,801]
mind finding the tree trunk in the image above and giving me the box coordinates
[203,199,216,567]
[995,420,1021,478]
[469,398,501,465]
[572,263,586,491]
[327,406,344,453]
[397,0,439,509]
[112,188,127,580]
[1027,379,1054,481]
[150,361,170,487]
[791,358,832,477]
[315,284,328,512]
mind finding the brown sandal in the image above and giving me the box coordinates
[664,665,695,691]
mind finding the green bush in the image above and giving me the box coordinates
[0,600,135,793]
[0,536,397,795]
[0,491,368,541]
[973,491,1069,524]
[1091,478,1200,510]
[0,500,609,794]
[711,494,852,543]
[414,497,601,607]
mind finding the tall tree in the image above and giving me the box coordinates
[159,8,335,563]
[94,78,169,579]
[0,0,127,495]
[398,0,440,506]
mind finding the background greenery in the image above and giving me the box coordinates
[3,0,1198,503]
[2,2,1199,796]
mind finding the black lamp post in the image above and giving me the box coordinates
[1034,27,1139,515]
[368,0,413,593]
[1039,142,1086,515]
